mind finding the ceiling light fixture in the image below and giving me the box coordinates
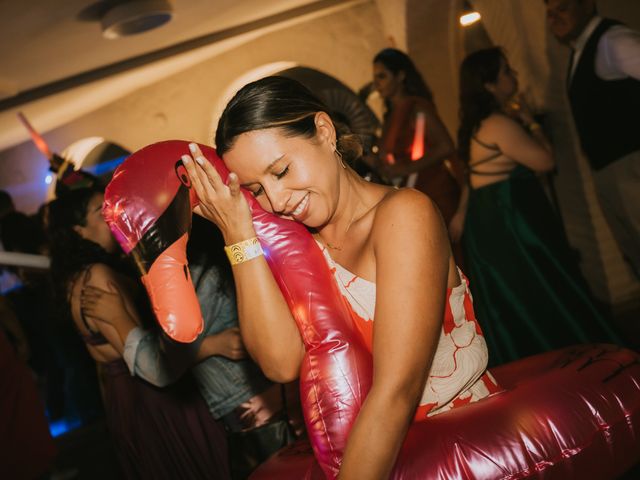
[459,11,481,27]
[102,0,173,39]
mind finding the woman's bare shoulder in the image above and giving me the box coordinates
[372,188,442,237]
[377,187,437,210]
[369,188,450,286]
[480,113,521,135]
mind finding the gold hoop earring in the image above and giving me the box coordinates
[333,144,347,169]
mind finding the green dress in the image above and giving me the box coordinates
[462,165,622,367]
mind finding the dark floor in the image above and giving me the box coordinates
[49,421,639,480]
[51,419,122,480]
[619,462,640,480]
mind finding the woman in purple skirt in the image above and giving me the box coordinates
[48,187,230,480]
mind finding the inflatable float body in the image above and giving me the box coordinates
[103,140,640,479]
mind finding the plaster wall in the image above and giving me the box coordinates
[405,0,464,136]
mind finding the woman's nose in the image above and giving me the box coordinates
[265,185,289,215]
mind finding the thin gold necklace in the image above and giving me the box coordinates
[321,196,363,251]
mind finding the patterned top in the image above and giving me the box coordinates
[318,242,501,420]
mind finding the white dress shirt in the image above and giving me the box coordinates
[569,16,640,82]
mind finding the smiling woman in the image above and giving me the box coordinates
[181,76,498,479]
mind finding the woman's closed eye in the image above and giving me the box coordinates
[251,166,289,197]
[275,166,289,179]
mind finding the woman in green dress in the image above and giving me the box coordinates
[457,47,621,367]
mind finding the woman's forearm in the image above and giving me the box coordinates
[123,329,182,387]
[517,108,553,155]
[529,125,553,154]
[339,386,418,479]
[196,335,219,361]
[109,315,137,348]
[231,255,305,382]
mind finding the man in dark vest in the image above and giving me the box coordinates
[546,0,640,278]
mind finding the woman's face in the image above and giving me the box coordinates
[77,192,119,253]
[223,115,342,228]
[487,57,518,103]
[373,62,404,100]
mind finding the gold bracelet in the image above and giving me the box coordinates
[224,237,263,265]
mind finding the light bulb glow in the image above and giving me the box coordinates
[45,173,54,185]
[460,11,481,27]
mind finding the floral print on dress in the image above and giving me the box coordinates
[317,242,501,421]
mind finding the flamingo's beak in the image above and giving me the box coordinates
[103,141,206,343]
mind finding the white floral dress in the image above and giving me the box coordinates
[318,242,501,419]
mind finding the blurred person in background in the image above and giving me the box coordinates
[48,187,230,479]
[546,0,640,277]
[371,48,468,265]
[457,47,623,367]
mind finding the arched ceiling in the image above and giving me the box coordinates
[0,0,366,151]
[0,0,338,98]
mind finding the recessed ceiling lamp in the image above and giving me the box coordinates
[102,0,173,39]
[459,11,481,27]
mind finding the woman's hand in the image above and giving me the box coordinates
[199,327,247,361]
[81,282,137,343]
[237,383,284,429]
[507,93,536,126]
[182,143,255,244]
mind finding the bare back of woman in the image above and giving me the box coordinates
[468,113,552,190]
[68,263,137,363]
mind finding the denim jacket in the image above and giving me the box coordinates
[123,263,273,418]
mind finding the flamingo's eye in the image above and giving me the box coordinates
[175,160,192,188]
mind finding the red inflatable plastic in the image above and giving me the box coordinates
[253,344,640,479]
[103,142,202,342]
[104,141,640,479]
